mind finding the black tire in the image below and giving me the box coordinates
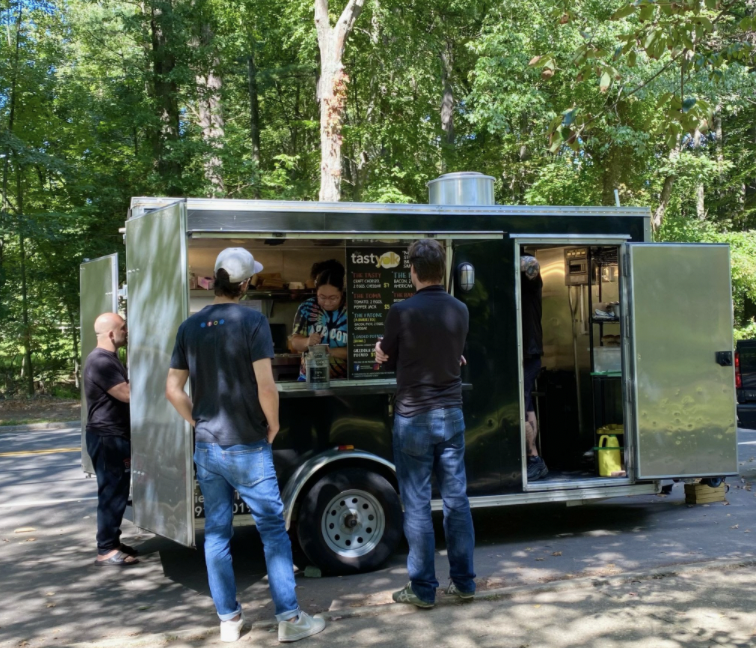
[296,467,402,575]
[287,528,310,571]
[661,484,674,495]
[701,477,724,488]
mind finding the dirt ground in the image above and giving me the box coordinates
[0,397,80,426]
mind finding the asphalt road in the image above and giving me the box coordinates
[0,424,755,648]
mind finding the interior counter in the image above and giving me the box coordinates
[276,379,472,399]
[276,379,398,398]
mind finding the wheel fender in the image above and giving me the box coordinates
[281,449,396,530]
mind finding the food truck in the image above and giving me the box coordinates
[79,172,739,574]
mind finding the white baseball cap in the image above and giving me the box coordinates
[214,248,263,283]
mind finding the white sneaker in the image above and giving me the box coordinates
[220,611,244,643]
[278,611,326,643]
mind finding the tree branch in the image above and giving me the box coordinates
[334,0,367,56]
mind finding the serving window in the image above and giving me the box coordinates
[186,236,451,382]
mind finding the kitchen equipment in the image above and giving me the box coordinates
[305,344,330,388]
[427,171,495,206]
[594,346,621,373]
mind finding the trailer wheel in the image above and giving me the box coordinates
[296,467,402,574]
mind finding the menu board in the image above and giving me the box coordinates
[347,246,413,379]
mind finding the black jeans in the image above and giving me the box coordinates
[86,431,131,555]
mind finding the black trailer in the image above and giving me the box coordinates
[79,174,739,573]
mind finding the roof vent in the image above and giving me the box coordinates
[427,172,495,206]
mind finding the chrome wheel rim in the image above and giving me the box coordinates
[321,489,385,558]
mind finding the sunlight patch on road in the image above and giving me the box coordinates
[0,447,81,457]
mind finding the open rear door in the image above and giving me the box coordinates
[126,200,194,547]
[624,243,738,479]
[80,254,119,474]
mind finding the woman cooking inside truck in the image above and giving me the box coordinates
[290,259,348,380]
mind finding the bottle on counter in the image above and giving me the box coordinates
[188,266,198,290]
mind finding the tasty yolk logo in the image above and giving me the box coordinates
[350,251,401,269]
[377,251,401,269]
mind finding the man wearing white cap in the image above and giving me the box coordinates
[166,248,325,643]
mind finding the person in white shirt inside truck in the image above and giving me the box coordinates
[165,248,325,644]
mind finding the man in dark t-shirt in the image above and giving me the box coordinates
[166,247,324,644]
[521,252,548,481]
[83,312,138,567]
[375,239,475,609]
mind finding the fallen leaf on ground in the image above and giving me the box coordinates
[533,605,541,608]
[46,604,55,608]
[731,525,739,529]
[13,528,35,534]
[25,538,36,542]
[552,552,562,557]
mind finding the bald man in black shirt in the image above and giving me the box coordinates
[83,313,138,567]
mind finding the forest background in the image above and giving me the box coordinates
[1,0,756,397]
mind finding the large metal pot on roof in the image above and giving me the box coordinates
[427,171,495,206]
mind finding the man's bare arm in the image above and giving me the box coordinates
[107,382,130,403]
[165,369,195,426]
[253,358,280,443]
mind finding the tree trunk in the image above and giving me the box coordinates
[653,175,676,232]
[439,42,454,174]
[150,0,182,194]
[194,22,225,197]
[601,145,624,206]
[1,3,32,395]
[17,169,33,397]
[652,143,680,231]
[67,304,80,388]
[693,128,706,221]
[314,0,367,202]
[746,121,756,214]
[248,51,261,167]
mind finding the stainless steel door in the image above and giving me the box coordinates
[625,243,738,479]
[79,254,119,475]
[126,200,193,547]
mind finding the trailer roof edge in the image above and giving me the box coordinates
[128,196,651,219]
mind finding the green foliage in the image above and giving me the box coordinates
[0,0,754,395]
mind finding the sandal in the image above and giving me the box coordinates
[94,550,139,567]
[119,543,139,557]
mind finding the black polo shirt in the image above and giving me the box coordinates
[379,285,469,417]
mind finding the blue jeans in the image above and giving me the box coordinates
[194,440,300,622]
[393,407,476,604]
